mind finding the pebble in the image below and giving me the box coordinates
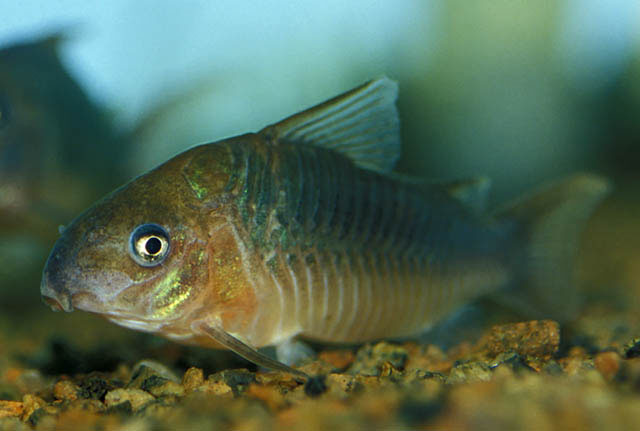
[2,317,639,429]
[623,338,640,359]
[21,394,46,421]
[246,383,287,411]
[78,374,121,400]
[325,373,360,397]
[303,375,327,398]
[479,320,560,359]
[318,350,356,370]
[196,379,234,397]
[348,342,408,376]
[0,400,24,419]
[404,344,452,374]
[147,380,185,398]
[53,379,80,401]
[594,351,621,381]
[128,365,166,390]
[131,360,180,382]
[104,388,155,412]
[209,369,256,396]
[182,367,204,392]
[446,362,492,384]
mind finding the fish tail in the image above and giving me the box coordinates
[494,174,611,321]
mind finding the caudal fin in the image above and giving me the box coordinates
[493,174,611,321]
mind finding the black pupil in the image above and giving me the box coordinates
[145,237,162,255]
[130,224,169,266]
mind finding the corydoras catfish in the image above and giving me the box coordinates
[41,78,610,378]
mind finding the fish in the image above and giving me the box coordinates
[40,77,610,378]
[0,33,128,210]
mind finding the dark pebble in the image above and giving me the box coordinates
[491,352,536,373]
[211,369,256,397]
[141,375,169,392]
[304,375,327,397]
[78,375,119,401]
[624,339,640,359]
[27,407,49,427]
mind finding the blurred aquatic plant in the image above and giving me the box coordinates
[394,1,640,200]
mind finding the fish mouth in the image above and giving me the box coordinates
[42,294,74,312]
[40,276,74,312]
[40,272,104,314]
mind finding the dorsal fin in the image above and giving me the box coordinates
[259,77,401,173]
[443,177,492,213]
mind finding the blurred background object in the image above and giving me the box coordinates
[0,0,639,332]
[0,34,131,307]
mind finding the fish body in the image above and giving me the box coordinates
[41,78,609,375]
[183,137,513,347]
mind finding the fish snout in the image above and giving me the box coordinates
[40,275,74,312]
[40,242,75,312]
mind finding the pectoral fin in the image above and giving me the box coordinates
[192,321,309,380]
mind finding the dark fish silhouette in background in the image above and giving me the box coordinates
[0,34,128,220]
[0,34,131,302]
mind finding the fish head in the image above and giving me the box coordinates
[40,142,239,332]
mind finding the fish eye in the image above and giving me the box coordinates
[129,224,170,267]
